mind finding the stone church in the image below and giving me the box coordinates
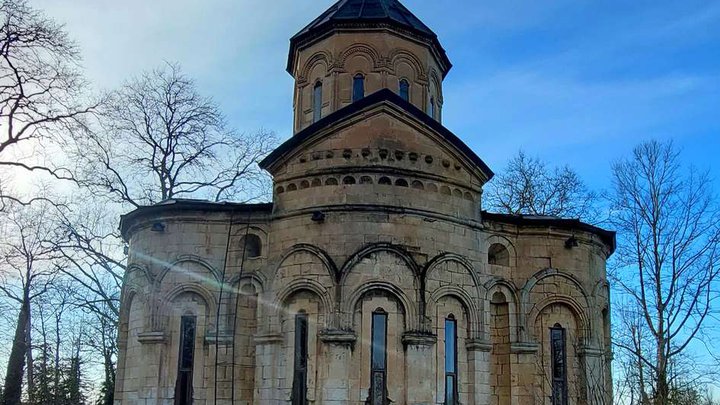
[114,0,615,404]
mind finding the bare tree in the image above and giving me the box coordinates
[0,201,58,405]
[609,140,720,405]
[485,150,597,221]
[70,62,275,207]
[0,0,98,207]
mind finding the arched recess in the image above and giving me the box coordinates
[159,283,217,332]
[338,44,381,71]
[278,288,328,402]
[388,49,427,81]
[340,243,420,329]
[433,295,471,404]
[239,233,263,259]
[531,298,587,404]
[156,255,222,286]
[521,268,591,343]
[229,275,261,404]
[343,282,417,332]
[162,286,212,403]
[299,51,332,83]
[115,290,145,398]
[350,286,408,403]
[429,69,443,103]
[483,278,520,343]
[424,253,483,337]
[124,263,154,286]
[484,235,517,268]
[270,244,337,329]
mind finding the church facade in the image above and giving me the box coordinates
[114,1,614,404]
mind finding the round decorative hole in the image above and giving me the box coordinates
[361,148,371,158]
[343,149,353,159]
[409,152,418,162]
[425,155,433,164]
[379,149,389,159]
[326,151,335,159]
[394,150,404,160]
[442,159,451,168]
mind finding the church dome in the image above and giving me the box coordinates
[287,0,451,76]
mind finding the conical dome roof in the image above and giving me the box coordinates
[287,0,451,76]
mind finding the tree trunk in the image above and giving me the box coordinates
[26,305,34,404]
[2,298,30,405]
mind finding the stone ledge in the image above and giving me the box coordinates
[402,332,437,347]
[318,330,357,346]
[466,339,493,352]
[205,333,234,346]
[577,345,605,357]
[510,342,540,354]
[137,331,166,344]
[253,333,284,345]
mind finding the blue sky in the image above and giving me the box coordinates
[34,0,720,192]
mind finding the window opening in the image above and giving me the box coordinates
[313,82,322,122]
[399,79,410,101]
[175,316,196,405]
[550,324,568,405]
[445,316,458,405]
[370,310,388,405]
[292,313,309,405]
[353,74,365,102]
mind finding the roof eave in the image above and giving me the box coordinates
[259,88,492,180]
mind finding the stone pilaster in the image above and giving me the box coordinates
[510,342,539,405]
[402,332,437,404]
[467,338,492,405]
[319,330,357,404]
[253,333,283,405]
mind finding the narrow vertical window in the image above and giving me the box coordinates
[399,79,410,101]
[313,81,322,122]
[550,324,568,405]
[445,316,458,405]
[370,309,387,405]
[429,96,436,119]
[174,316,196,405]
[353,74,365,102]
[292,313,309,405]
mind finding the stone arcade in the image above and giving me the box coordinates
[114,0,614,404]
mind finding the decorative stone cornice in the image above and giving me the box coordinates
[466,339,493,352]
[510,342,540,354]
[318,329,357,346]
[402,332,437,347]
[137,331,166,344]
[253,333,284,345]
